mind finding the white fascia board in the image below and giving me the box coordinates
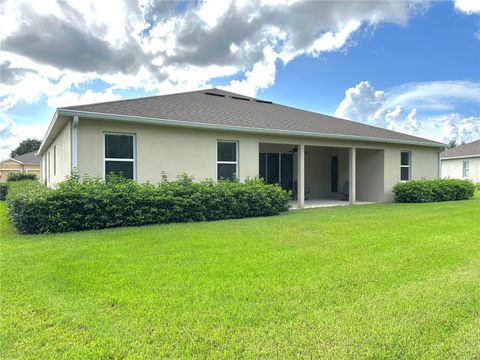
[441,154,480,160]
[57,108,446,148]
[37,110,59,156]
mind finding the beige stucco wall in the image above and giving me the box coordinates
[44,121,72,185]
[0,160,41,182]
[75,118,441,202]
[356,149,385,202]
[0,160,23,182]
[442,157,480,183]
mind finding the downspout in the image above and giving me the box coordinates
[71,116,79,171]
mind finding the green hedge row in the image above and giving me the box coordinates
[0,173,38,201]
[393,179,475,203]
[7,175,290,234]
[7,172,37,182]
[0,183,7,201]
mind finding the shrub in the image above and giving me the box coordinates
[6,174,290,234]
[7,172,37,182]
[0,183,7,201]
[393,179,475,203]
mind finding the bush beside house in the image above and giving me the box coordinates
[6,172,37,182]
[0,173,38,201]
[393,179,475,203]
[7,175,290,234]
[0,183,7,201]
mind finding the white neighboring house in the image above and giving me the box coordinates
[441,139,480,183]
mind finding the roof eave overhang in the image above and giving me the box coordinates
[1,158,23,164]
[39,108,445,154]
[441,154,480,160]
[37,110,59,156]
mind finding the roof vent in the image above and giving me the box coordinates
[254,99,272,104]
[231,96,250,101]
[205,92,225,97]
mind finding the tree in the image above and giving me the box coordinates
[446,139,458,149]
[10,138,41,158]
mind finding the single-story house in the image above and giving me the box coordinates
[0,151,41,182]
[37,89,444,208]
[441,139,480,183]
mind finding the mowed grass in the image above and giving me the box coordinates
[1,196,480,359]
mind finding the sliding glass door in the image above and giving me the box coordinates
[259,152,293,192]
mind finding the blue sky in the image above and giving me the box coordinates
[1,0,479,159]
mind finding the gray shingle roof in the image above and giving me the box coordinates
[61,88,443,146]
[13,151,41,165]
[441,139,480,159]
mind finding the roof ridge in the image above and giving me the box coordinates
[58,88,219,110]
[59,88,269,110]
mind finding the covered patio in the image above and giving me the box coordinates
[289,199,375,209]
[259,142,385,209]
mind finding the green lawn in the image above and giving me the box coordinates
[1,197,479,359]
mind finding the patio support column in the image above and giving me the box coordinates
[297,144,305,209]
[349,147,356,205]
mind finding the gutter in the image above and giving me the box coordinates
[38,108,446,154]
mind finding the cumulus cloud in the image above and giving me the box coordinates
[335,80,480,143]
[0,0,420,110]
[46,89,122,109]
[454,0,480,14]
[0,61,37,85]
[0,0,424,156]
[0,117,48,160]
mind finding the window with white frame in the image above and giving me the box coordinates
[217,141,238,180]
[104,133,135,179]
[463,160,469,177]
[400,151,411,181]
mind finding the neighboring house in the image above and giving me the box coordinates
[441,139,480,183]
[37,89,444,208]
[0,151,41,182]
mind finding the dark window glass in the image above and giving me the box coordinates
[401,152,410,166]
[400,167,409,181]
[259,153,266,180]
[105,161,134,179]
[217,164,237,180]
[217,142,237,161]
[281,153,293,192]
[105,134,134,159]
[266,153,279,184]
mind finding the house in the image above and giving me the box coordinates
[37,89,444,208]
[441,139,480,183]
[0,151,41,182]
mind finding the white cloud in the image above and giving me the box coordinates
[220,46,278,96]
[385,81,480,111]
[0,0,425,156]
[438,113,480,143]
[0,0,420,111]
[454,0,480,14]
[0,117,48,160]
[47,89,122,109]
[335,80,480,143]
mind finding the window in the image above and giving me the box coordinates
[104,133,135,179]
[400,151,411,181]
[47,151,50,183]
[217,141,238,180]
[53,145,56,176]
[463,160,470,177]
